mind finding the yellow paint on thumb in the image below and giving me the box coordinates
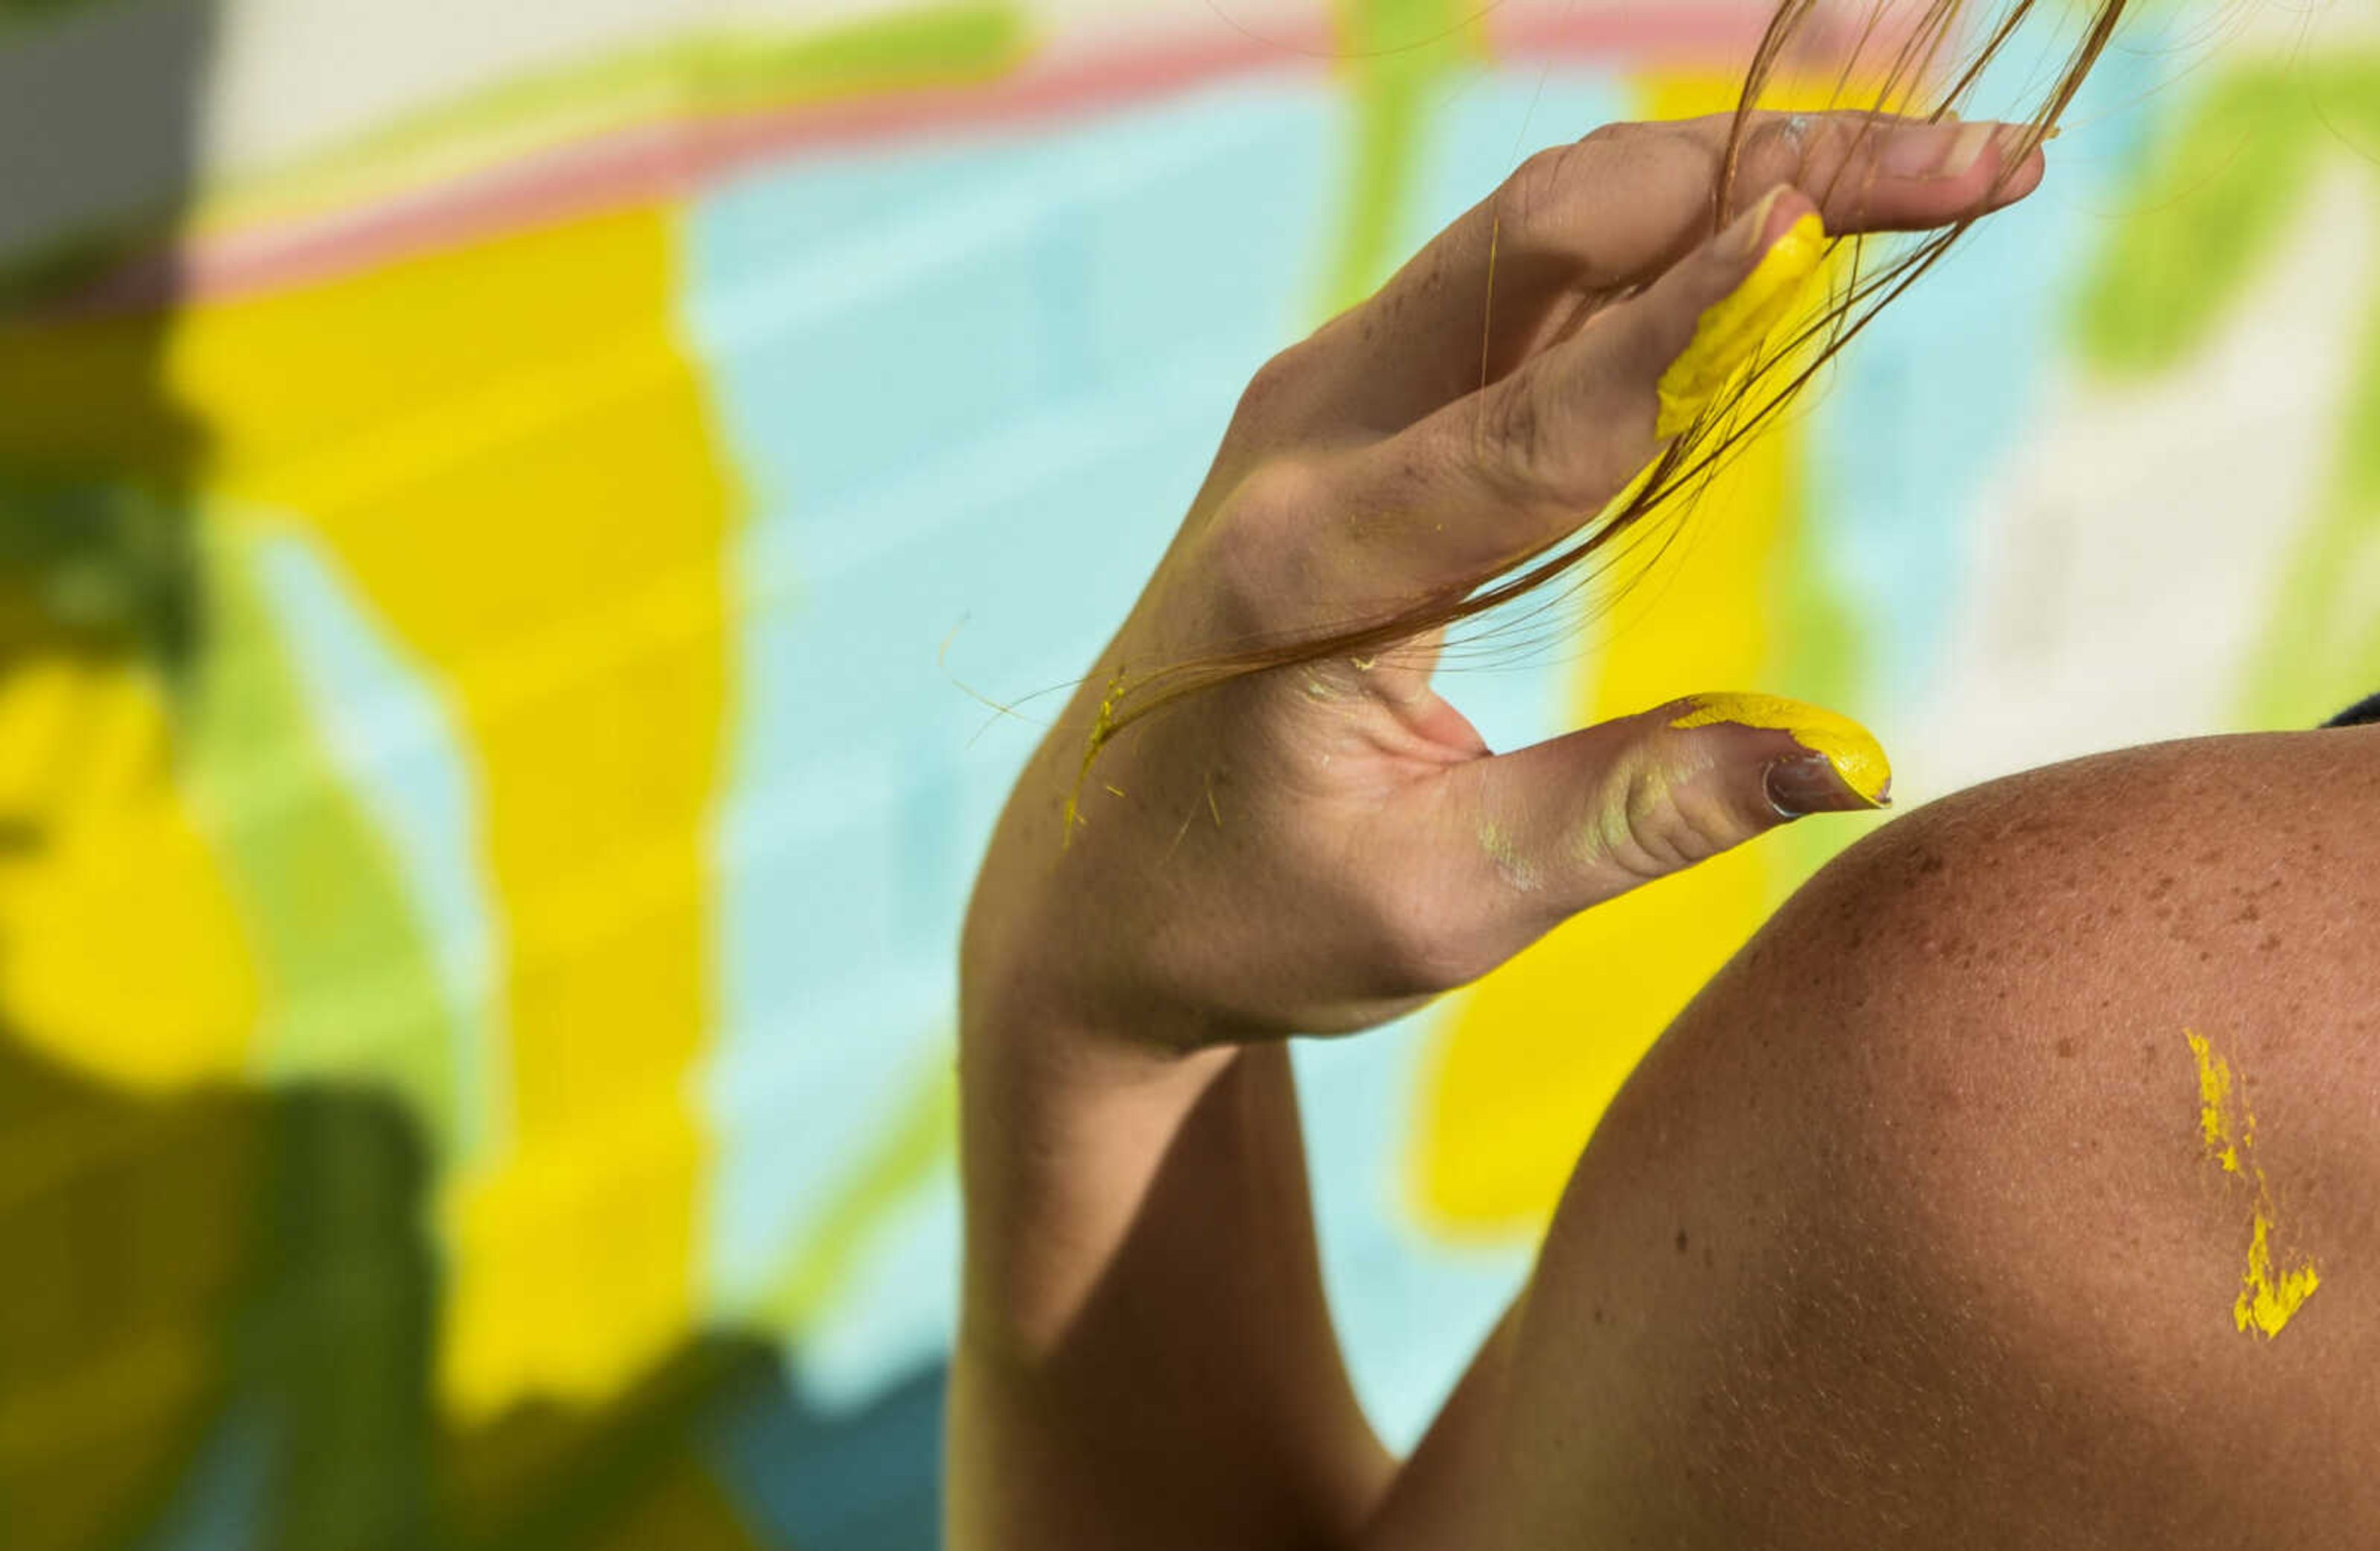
[1668,691,1892,807]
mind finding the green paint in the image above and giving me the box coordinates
[0,474,199,675]
[186,519,466,1156]
[0,0,128,26]
[2074,55,2380,729]
[0,2,1028,300]
[250,1087,434,1550]
[327,2,1022,165]
[1770,462,1890,893]
[224,4,1028,221]
[754,1060,956,1337]
[2237,289,2380,729]
[1320,0,1483,317]
[2074,73,2323,374]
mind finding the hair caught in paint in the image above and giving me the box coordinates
[1073,0,2131,789]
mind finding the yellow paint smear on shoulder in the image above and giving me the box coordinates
[2183,1028,2241,1173]
[2183,1027,2320,1338]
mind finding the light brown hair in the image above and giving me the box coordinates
[1080,0,2131,772]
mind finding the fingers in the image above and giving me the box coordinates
[1312,185,1824,593]
[1437,692,1890,925]
[1323,112,2046,434]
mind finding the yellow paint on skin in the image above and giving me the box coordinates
[2184,1027,2241,1173]
[2183,1027,2320,1338]
[1476,816,1536,892]
[2237,1214,2321,1340]
[1655,211,1827,439]
[1668,691,1892,807]
[1062,669,1129,845]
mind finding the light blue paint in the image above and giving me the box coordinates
[684,76,1342,1383]
[795,1165,965,1412]
[245,529,501,1159]
[1806,43,2167,717]
[1296,1016,1532,1450]
[679,41,2163,1452]
[132,1404,273,1551]
[1419,69,1637,755]
[1292,67,1633,1451]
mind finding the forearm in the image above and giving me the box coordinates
[946,1009,1391,1550]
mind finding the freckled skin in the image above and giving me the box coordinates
[1374,729,2380,1550]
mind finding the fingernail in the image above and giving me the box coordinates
[1722,183,1791,260]
[1763,752,1873,817]
[1670,691,1893,810]
[1881,118,2003,180]
[1655,209,1826,438]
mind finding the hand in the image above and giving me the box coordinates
[963,112,2044,1054]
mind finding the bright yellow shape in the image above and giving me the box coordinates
[2182,1027,2319,1339]
[1669,690,1891,807]
[1414,70,1865,1232]
[2236,1212,2321,1338]
[1655,211,1827,439]
[0,204,738,1417]
[0,661,260,1089]
[2183,1027,2242,1174]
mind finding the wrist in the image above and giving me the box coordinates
[955,988,1243,1351]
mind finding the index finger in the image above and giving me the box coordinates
[1315,111,2046,435]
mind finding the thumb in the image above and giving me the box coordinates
[1457,692,1891,913]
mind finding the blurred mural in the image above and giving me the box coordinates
[2,0,2377,1544]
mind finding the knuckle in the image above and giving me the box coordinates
[1481,372,1550,482]
[1204,454,1334,613]
[1586,751,1748,884]
[1230,452,1334,533]
[1735,113,1831,196]
[1495,142,1589,247]
[1477,366,1590,504]
[1228,342,1317,437]
[1574,119,1646,154]
[1740,113,1807,172]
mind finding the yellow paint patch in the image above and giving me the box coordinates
[2184,1027,2241,1174]
[1668,690,1891,807]
[0,203,737,1417]
[2183,1027,2320,1338]
[0,662,260,1089]
[1655,212,1827,439]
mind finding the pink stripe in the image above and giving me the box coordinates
[63,6,1772,315]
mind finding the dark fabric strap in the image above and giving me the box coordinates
[2324,692,2380,729]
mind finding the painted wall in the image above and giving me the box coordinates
[2,0,2376,1544]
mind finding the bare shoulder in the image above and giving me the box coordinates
[1487,727,2380,1549]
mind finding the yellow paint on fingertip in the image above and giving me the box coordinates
[1668,691,1891,807]
[2183,1027,2320,1339]
[1655,211,1827,439]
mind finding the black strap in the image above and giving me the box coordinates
[2323,691,2380,729]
